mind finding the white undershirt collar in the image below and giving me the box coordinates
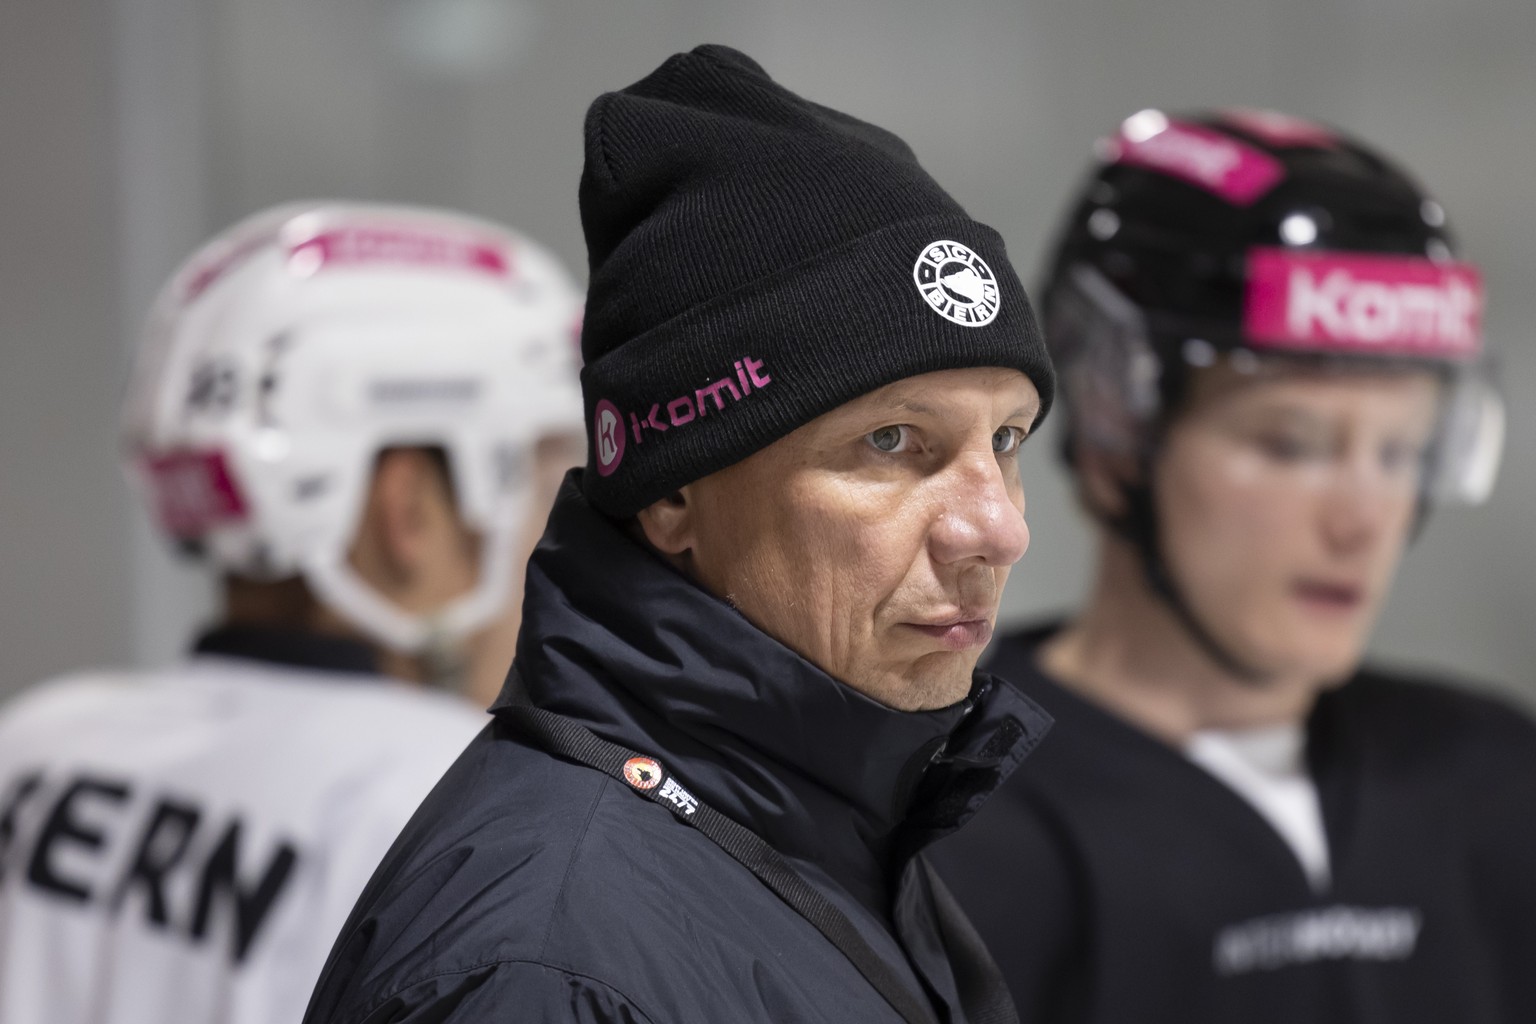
[1185,723,1332,892]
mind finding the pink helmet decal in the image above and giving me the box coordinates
[593,399,626,476]
[1244,247,1483,359]
[287,225,511,278]
[141,449,250,538]
[1108,113,1284,206]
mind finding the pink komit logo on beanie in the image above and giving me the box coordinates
[1105,110,1283,206]
[616,357,775,451]
[1244,247,1483,359]
[593,399,625,475]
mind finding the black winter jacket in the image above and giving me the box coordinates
[303,475,1052,1024]
[929,623,1536,1024]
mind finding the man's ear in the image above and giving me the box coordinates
[635,487,696,558]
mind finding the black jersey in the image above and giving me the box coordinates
[928,623,1536,1024]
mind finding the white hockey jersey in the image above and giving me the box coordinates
[0,629,488,1024]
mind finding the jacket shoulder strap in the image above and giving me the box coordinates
[502,704,939,1024]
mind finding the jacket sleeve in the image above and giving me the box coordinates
[330,960,660,1024]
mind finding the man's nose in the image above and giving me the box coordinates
[928,454,1030,567]
[1318,456,1398,554]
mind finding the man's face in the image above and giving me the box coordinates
[649,366,1040,711]
[1154,363,1441,682]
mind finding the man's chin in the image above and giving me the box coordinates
[1303,645,1368,686]
[874,653,980,712]
[1238,633,1367,690]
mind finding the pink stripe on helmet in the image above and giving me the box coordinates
[142,449,250,538]
[181,236,269,304]
[1108,117,1284,206]
[1244,247,1483,359]
[287,225,510,277]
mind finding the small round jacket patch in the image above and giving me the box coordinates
[914,240,1001,327]
[622,756,664,790]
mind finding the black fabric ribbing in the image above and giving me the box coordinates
[503,703,940,1024]
[576,44,1054,516]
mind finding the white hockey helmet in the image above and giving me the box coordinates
[122,202,584,654]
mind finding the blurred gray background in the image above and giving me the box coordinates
[3,0,1533,707]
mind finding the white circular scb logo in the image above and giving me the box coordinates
[913,240,1001,327]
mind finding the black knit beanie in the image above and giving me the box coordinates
[579,44,1054,517]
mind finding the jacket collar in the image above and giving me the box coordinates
[498,473,1051,916]
[193,623,380,676]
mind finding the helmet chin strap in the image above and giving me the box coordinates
[300,490,528,689]
[1117,483,1274,687]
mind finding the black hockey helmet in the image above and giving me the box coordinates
[1042,107,1501,508]
[1039,108,1503,680]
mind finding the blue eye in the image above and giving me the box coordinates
[993,426,1025,455]
[867,425,911,453]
